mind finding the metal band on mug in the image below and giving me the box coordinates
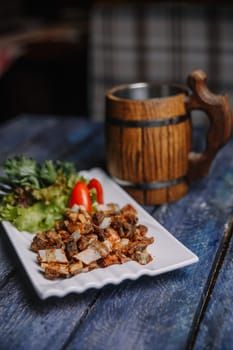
[112,176,187,190]
[107,114,189,128]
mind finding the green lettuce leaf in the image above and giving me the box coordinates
[0,156,87,233]
[0,199,66,232]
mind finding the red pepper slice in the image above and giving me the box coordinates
[69,181,92,212]
[87,178,104,204]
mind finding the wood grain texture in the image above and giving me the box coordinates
[194,221,233,350]
[106,87,190,205]
[0,273,99,350]
[0,115,233,350]
[187,69,233,181]
[65,137,233,350]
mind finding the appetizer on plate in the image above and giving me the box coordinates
[31,203,154,280]
[0,156,155,281]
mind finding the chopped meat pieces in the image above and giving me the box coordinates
[37,249,68,263]
[92,211,105,226]
[42,263,70,280]
[74,247,101,265]
[66,238,78,258]
[69,261,83,275]
[30,230,63,251]
[31,203,154,279]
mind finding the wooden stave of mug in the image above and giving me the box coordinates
[105,86,191,205]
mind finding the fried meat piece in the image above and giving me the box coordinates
[127,237,154,255]
[31,230,63,252]
[66,238,78,259]
[92,211,105,226]
[73,247,101,265]
[132,251,153,265]
[69,261,83,275]
[41,263,70,280]
[77,234,98,250]
[37,248,68,264]
[96,203,120,216]
[121,204,138,216]
[99,252,121,267]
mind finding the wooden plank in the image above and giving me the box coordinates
[61,139,233,350]
[0,116,232,349]
[0,115,58,161]
[63,125,106,170]
[0,226,15,285]
[194,220,233,350]
[0,274,99,350]
[0,115,101,164]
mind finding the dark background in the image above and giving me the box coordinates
[0,1,232,123]
[0,1,89,122]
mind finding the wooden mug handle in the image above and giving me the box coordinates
[186,69,232,181]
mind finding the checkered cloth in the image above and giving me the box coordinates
[88,2,233,122]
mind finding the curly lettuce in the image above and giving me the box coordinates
[0,156,82,233]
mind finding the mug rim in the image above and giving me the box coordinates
[106,82,189,101]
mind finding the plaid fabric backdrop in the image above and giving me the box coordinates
[88,2,233,123]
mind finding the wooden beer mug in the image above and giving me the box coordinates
[105,70,232,205]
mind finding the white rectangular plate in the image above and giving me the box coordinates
[2,168,198,299]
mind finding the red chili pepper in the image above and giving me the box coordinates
[87,178,104,204]
[69,181,92,212]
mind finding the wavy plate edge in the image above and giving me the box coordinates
[2,168,199,299]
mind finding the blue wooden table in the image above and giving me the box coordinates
[0,114,233,350]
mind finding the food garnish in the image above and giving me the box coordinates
[87,178,104,204]
[31,203,154,280]
[69,178,104,211]
[69,181,93,212]
[0,156,103,233]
